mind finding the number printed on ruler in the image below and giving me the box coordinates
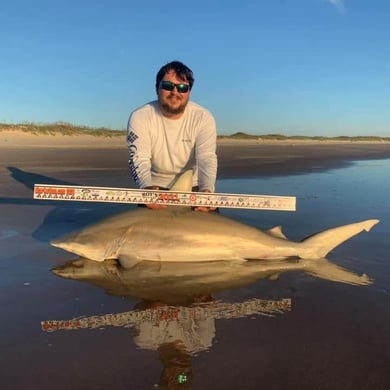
[33,184,296,211]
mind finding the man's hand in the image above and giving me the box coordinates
[144,186,167,209]
[143,186,216,211]
[194,189,217,212]
[146,203,168,210]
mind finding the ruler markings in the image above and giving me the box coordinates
[33,184,296,211]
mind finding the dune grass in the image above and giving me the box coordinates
[1,122,389,142]
[218,131,390,142]
[0,122,125,137]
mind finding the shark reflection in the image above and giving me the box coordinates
[44,258,295,388]
[51,255,372,303]
[43,256,371,388]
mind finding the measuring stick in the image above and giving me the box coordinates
[33,184,296,211]
[41,298,291,332]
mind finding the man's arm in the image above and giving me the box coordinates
[127,109,167,210]
[194,112,218,212]
[196,113,218,193]
[127,111,153,189]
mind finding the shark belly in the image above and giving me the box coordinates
[115,209,295,263]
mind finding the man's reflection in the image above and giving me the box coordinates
[158,340,193,389]
[133,296,214,388]
[44,258,295,388]
[42,295,291,388]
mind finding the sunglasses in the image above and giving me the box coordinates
[160,80,190,93]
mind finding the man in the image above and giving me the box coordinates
[127,61,217,211]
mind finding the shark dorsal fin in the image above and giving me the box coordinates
[266,226,287,240]
[170,169,193,192]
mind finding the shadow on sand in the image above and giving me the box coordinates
[2,166,130,242]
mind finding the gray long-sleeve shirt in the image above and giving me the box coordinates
[127,100,217,191]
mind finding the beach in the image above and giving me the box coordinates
[2,130,390,181]
[1,132,390,389]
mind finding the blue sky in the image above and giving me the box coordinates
[1,0,389,136]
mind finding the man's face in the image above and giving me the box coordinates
[158,70,191,118]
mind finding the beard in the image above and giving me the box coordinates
[160,95,188,116]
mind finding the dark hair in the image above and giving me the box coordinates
[155,61,194,93]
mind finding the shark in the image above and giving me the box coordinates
[51,255,372,306]
[51,170,379,268]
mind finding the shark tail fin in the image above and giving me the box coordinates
[299,219,379,259]
[300,258,373,286]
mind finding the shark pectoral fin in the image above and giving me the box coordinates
[266,226,287,240]
[117,255,143,269]
[102,259,121,277]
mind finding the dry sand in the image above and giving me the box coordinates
[0,130,125,148]
[2,130,390,180]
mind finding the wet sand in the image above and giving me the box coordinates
[217,140,390,177]
[2,130,390,181]
[1,133,390,389]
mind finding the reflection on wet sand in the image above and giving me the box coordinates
[41,296,292,333]
[42,255,372,388]
[51,254,371,303]
[44,258,294,388]
[42,298,291,388]
[43,257,297,332]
